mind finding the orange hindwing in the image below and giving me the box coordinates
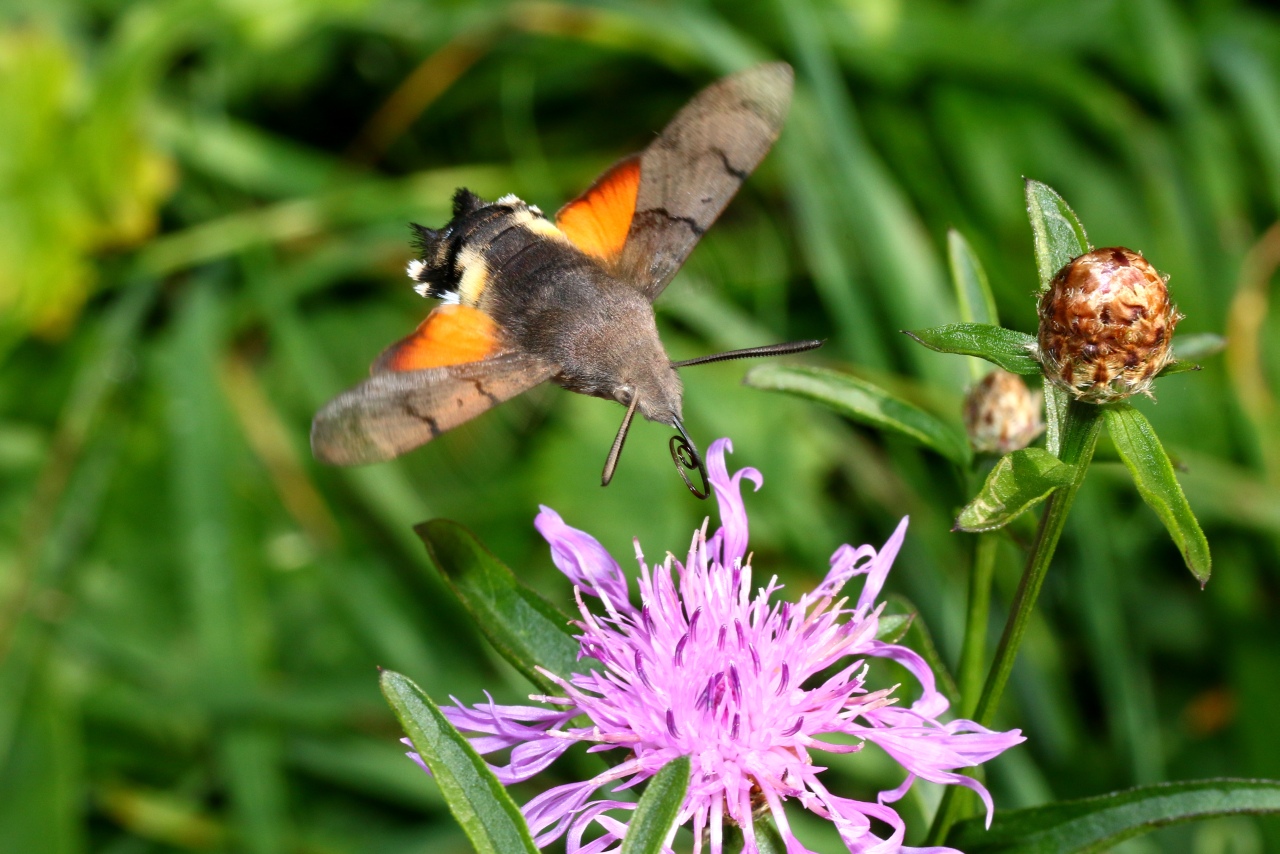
[373,305,500,373]
[555,156,641,264]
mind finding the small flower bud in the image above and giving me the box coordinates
[1037,247,1181,403]
[963,369,1044,454]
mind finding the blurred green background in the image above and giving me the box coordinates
[3,0,1279,851]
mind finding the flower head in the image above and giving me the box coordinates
[415,440,1024,853]
[1037,246,1181,402]
[963,369,1044,454]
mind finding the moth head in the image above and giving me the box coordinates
[598,340,824,498]
[624,365,684,427]
[406,188,493,297]
[406,222,453,295]
[600,362,687,492]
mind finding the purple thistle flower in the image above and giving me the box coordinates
[411,439,1024,853]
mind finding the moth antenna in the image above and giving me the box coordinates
[670,339,824,369]
[601,392,640,487]
[669,417,709,500]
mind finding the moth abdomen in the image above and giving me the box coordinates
[409,194,595,314]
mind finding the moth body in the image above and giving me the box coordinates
[311,62,797,486]
[408,190,684,429]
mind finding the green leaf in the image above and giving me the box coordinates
[724,817,787,854]
[380,670,538,854]
[754,819,787,854]
[1171,332,1227,362]
[956,448,1075,533]
[948,778,1280,853]
[744,364,971,466]
[876,612,913,643]
[1155,332,1228,377]
[903,324,1040,376]
[1025,179,1090,290]
[948,229,1000,327]
[415,520,594,694]
[1104,405,1212,585]
[619,756,690,854]
[1043,379,1070,457]
[1156,360,1202,378]
[167,284,288,852]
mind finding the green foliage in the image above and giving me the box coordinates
[903,324,1040,377]
[949,779,1280,853]
[620,757,690,854]
[381,670,539,854]
[948,229,1000,329]
[955,449,1074,533]
[1170,332,1228,364]
[3,0,1279,851]
[0,26,173,355]
[1025,179,1091,291]
[1105,404,1212,585]
[415,519,587,695]
[745,363,971,466]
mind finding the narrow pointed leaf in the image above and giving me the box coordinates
[619,756,690,854]
[1155,360,1202,378]
[904,324,1040,376]
[948,778,1280,853]
[415,520,594,694]
[745,364,971,466]
[1104,405,1211,585]
[755,820,787,854]
[1171,332,1226,362]
[1025,179,1089,290]
[1155,333,1227,378]
[1043,380,1069,457]
[875,612,913,643]
[956,448,1075,533]
[948,230,1000,327]
[380,670,538,854]
[724,818,787,854]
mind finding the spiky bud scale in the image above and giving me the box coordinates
[1037,247,1180,403]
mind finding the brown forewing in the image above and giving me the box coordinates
[310,353,558,465]
[617,62,793,301]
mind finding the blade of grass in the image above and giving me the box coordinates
[0,671,85,854]
[0,281,155,771]
[165,282,287,854]
[777,0,958,385]
[949,229,1000,327]
[1071,491,1164,783]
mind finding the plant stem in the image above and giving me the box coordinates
[957,533,998,720]
[925,400,1104,845]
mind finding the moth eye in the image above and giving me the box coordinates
[614,386,635,406]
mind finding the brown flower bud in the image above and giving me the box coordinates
[963,369,1044,454]
[1037,247,1181,403]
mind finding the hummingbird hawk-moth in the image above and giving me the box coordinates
[310,63,818,497]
